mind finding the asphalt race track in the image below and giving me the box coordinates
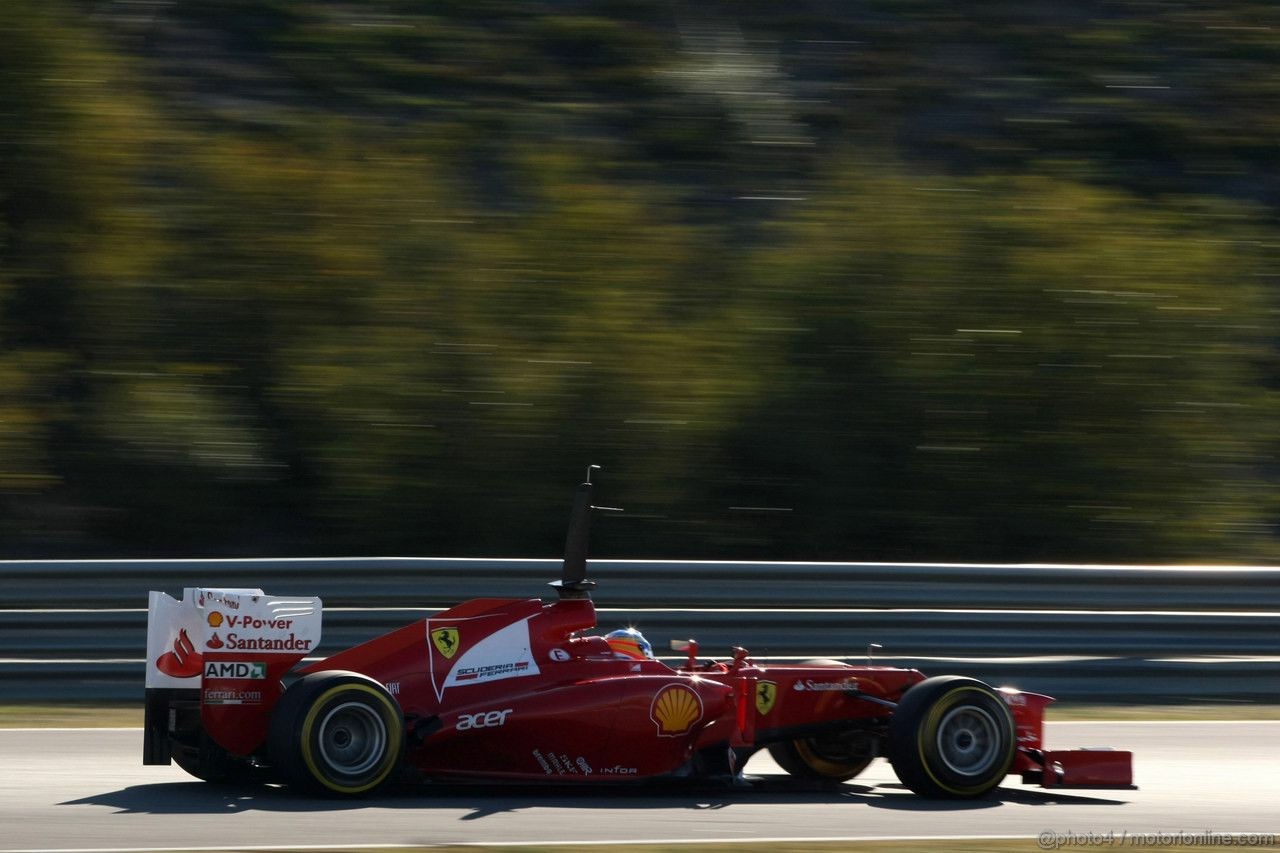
[3,723,1277,850]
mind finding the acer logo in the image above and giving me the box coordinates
[456,709,513,731]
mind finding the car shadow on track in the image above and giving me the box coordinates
[61,775,1127,817]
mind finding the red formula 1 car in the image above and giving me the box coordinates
[143,473,1133,798]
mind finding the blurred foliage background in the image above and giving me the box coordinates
[0,0,1275,561]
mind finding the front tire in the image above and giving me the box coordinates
[888,675,1015,799]
[268,671,404,797]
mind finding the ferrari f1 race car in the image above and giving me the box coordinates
[143,472,1133,798]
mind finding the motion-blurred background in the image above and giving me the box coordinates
[1,1,1276,562]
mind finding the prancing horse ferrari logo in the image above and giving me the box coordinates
[432,627,460,659]
[755,681,777,715]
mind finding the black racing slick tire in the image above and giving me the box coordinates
[768,735,874,783]
[887,675,1016,799]
[767,659,873,783]
[268,671,404,797]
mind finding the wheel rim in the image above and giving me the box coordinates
[935,704,1000,777]
[316,701,387,776]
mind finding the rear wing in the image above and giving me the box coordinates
[146,588,323,688]
[144,587,322,763]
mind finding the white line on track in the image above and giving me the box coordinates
[0,727,142,732]
[0,837,1038,853]
[5,838,1278,853]
[1054,719,1280,724]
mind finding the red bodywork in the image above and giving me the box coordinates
[296,596,917,781]
[191,593,1130,788]
[145,475,1132,793]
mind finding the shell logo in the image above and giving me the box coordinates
[207,611,224,628]
[650,684,704,737]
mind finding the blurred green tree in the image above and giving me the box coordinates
[0,0,1275,561]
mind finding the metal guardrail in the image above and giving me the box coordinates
[2,558,1278,702]
[6,558,1280,610]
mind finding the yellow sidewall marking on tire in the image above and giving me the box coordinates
[793,738,871,779]
[916,686,1015,796]
[300,683,401,795]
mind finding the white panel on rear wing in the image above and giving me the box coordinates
[145,587,321,689]
[200,590,322,655]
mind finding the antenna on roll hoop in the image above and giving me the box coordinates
[551,465,619,600]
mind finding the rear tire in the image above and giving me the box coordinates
[888,675,1015,799]
[268,671,404,797]
[768,659,874,783]
[769,735,874,782]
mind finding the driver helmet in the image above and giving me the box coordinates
[605,627,654,660]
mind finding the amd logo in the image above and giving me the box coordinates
[203,661,266,680]
[456,709,513,731]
